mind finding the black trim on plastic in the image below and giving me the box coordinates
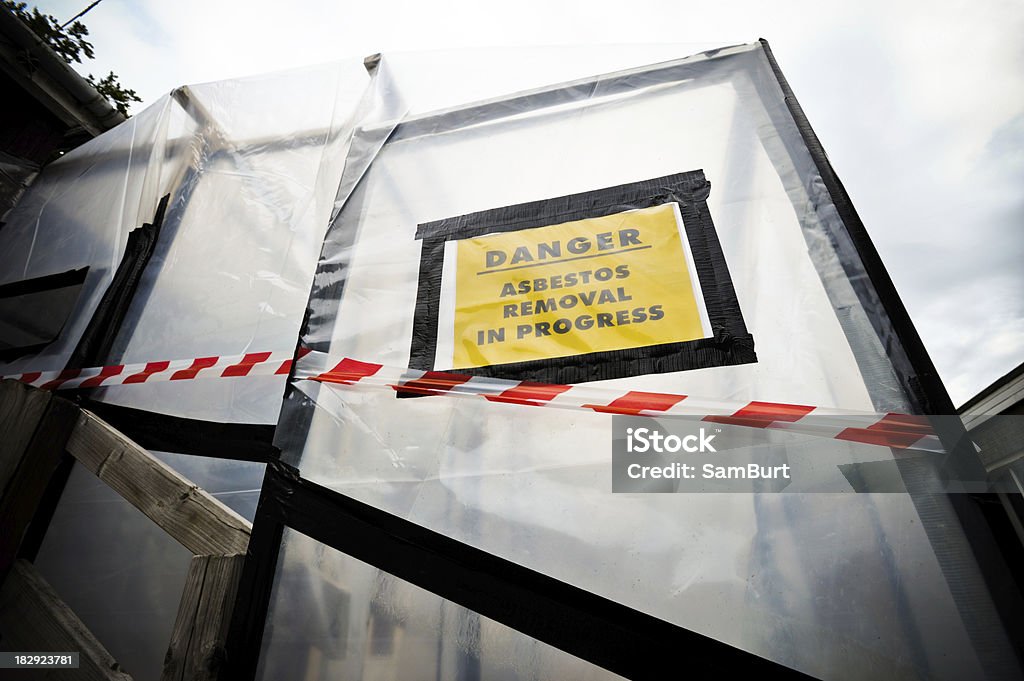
[224,461,813,681]
[66,193,169,370]
[224,465,288,681]
[0,266,89,362]
[5,396,80,572]
[82,400,278,462]
[409,171,755,384]
[757,38,1024,670]
[0,267,88,299]
[756,41,947,417]
[20,196,198,564]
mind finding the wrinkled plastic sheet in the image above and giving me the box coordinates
[0,40,1012,681]
[0,57,394,424]
[1,60,393,681]
[274,44,1007,680]
[258,528,625,681]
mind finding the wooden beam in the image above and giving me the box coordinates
[162,554,245,681]
[0,559,133,680]
[66,410,251,556]
[0,379,53,494]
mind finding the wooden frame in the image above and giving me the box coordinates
[0,379,252,680]
[67,410,251,556]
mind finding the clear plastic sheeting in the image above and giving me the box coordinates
[0,58,389,424]
[279,43,1010,680]
[292,383,988,680]
[0,40,1014,681]
[300,45,887,411]
[0,96,181,371]
[33,462,193,681]
[150,451,265,522]
[95,59,389,424]
[1,60,393,681]
[257,528,625,681]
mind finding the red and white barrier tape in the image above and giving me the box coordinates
[2,350,305,391]
[2,349,942,453]
[295,352,943,453]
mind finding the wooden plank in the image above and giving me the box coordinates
[0,559,133,680]
[66,410,251,556]
[0,396,79,575]
[162,554,244,681]
[0,379,53,494]
[162,556,209,681]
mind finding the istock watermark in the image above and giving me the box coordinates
[622,425,795,485]
[611,414,1008,494]
[613,416,794,493]
[625,426,718,453]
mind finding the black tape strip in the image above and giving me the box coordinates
[0,267,89,363]
[223,461,812,681]
[223,466,288,681]
[409,171,755,384]
[66,194,169,370]
[442,335,755,385]
[409,236,447,372]
[82,400,277,462]
[759,40,953,416]
[0,267,87,299]
[415,171,711,241]
[757,39,1024,672]
[2,396,79,575]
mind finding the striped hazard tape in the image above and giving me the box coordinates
[3,350,306,391]
[2,348,943,453]
[295,352,944,453]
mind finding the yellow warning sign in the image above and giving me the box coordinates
[450,203,710,369]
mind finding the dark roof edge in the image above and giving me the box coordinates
[0,5,125,136]
[958,361,1024,415]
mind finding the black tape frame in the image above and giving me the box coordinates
[409,171,755,384]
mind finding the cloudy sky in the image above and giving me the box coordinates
[37,0,1024,407]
